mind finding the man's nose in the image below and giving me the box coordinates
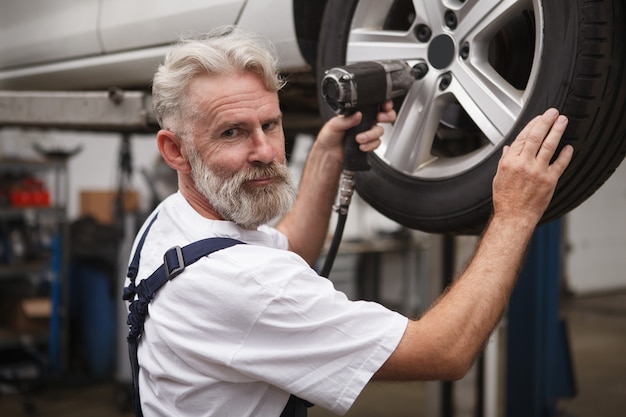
[249,132,278,164]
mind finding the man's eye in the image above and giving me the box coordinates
[263,122,276,131]
[223,128,237,138]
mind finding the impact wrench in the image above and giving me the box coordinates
[319,60,418,277]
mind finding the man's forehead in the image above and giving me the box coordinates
[187,73,280,118]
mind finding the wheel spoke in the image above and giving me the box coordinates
[455,0,531,40]
[351,0,399,27]
[346,29,426,62]
[383,74,443,173]
[448,51,523,143]
[411,0,447,27]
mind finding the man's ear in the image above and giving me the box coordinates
[157,130,191,173]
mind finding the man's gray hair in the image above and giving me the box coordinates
[152,26,286,133]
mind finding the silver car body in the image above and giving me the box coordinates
[0,0,307,90]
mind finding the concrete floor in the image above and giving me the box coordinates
[0,291,624,417]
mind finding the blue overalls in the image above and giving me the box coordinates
[122,214,310,417]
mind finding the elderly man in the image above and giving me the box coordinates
[124,26,573,417]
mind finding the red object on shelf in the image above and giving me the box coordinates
[9,177,51,207]
[10,189,32,207]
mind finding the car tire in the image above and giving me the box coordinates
[317,0,626,234]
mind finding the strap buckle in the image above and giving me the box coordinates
[163,246,185,280]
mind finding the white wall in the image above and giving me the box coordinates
[565,160,626,294]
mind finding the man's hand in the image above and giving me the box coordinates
[492,108,574,227]
[315,100,397,164]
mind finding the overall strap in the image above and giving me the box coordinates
[122,214,243,417]
[125,237,243,341]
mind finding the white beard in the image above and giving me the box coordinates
[186,145,296,229]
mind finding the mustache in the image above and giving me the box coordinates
[234,162,291,183]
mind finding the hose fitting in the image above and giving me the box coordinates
[334,170,357,215]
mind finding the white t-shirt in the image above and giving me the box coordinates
[126,192,408,416]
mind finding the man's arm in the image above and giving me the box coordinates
[374,108,574,380]
[276,101,395,265]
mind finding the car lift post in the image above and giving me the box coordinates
[441,235,455,417]
[506,220,576,417]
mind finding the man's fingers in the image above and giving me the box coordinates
[549,144,574,177]
[536,114,569,164]
[377,100,396,123]
[521,108,560,157]
[508,116,539,155]
[356,124,384,151]
[508,108,560,157]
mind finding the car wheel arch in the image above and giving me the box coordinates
[292,0,330,70]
